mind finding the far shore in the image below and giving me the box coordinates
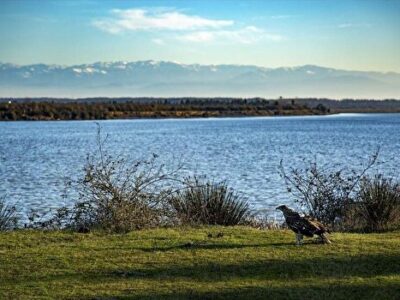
[1,97,400,121]
[0,99,327,121]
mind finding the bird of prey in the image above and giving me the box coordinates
[276,205,331,245]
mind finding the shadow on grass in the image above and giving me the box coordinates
[102,253,400,281]
[12,253,399,287]
[91,283,400,300]
[136,242,291,252]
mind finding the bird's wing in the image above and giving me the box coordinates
[286,216,317,237]
[304,216,330,234]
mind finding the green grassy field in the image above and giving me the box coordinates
[1,227,399,299]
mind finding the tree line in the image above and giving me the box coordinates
[0,99,325,121]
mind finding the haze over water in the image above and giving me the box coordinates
[1,113,399,217]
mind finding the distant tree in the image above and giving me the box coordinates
[315,103,328,113]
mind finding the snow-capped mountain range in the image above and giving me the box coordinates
[1,61,399,98]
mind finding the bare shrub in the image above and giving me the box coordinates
[62,125,182,233]
[0,197,19,231]
[170,176,250,226]
[279,150,379,228]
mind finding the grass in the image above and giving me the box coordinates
[1,227,399,299]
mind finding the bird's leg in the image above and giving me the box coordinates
[295,233,302,246]
[298,234,303,245]
[321,233,332,244]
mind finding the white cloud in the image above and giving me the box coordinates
[179,31,215,42]
[93,8,233,33]
[152,38,165,45]
[271,15,295,19]
[338,23,371,28]
[177,26,283,44]
[93,7,283,45]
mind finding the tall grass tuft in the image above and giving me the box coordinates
[170,177,250,226]
[356,175,400,232]
[0,198,19,231]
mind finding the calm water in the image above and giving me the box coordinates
[1,114,399,216]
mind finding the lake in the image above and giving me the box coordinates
[1,113,399,217]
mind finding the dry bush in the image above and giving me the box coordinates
[59,125,182,233]
[279,150,379,228]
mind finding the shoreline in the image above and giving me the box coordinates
[2,111,400,122]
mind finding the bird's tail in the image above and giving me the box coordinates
[321,233,331,244]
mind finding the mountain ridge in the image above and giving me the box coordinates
[1,61,399,99]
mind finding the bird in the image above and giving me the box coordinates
[276,205,331,245]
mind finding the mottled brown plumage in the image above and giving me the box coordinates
[276,205,331,245]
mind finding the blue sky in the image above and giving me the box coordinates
[0,0,399,72]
